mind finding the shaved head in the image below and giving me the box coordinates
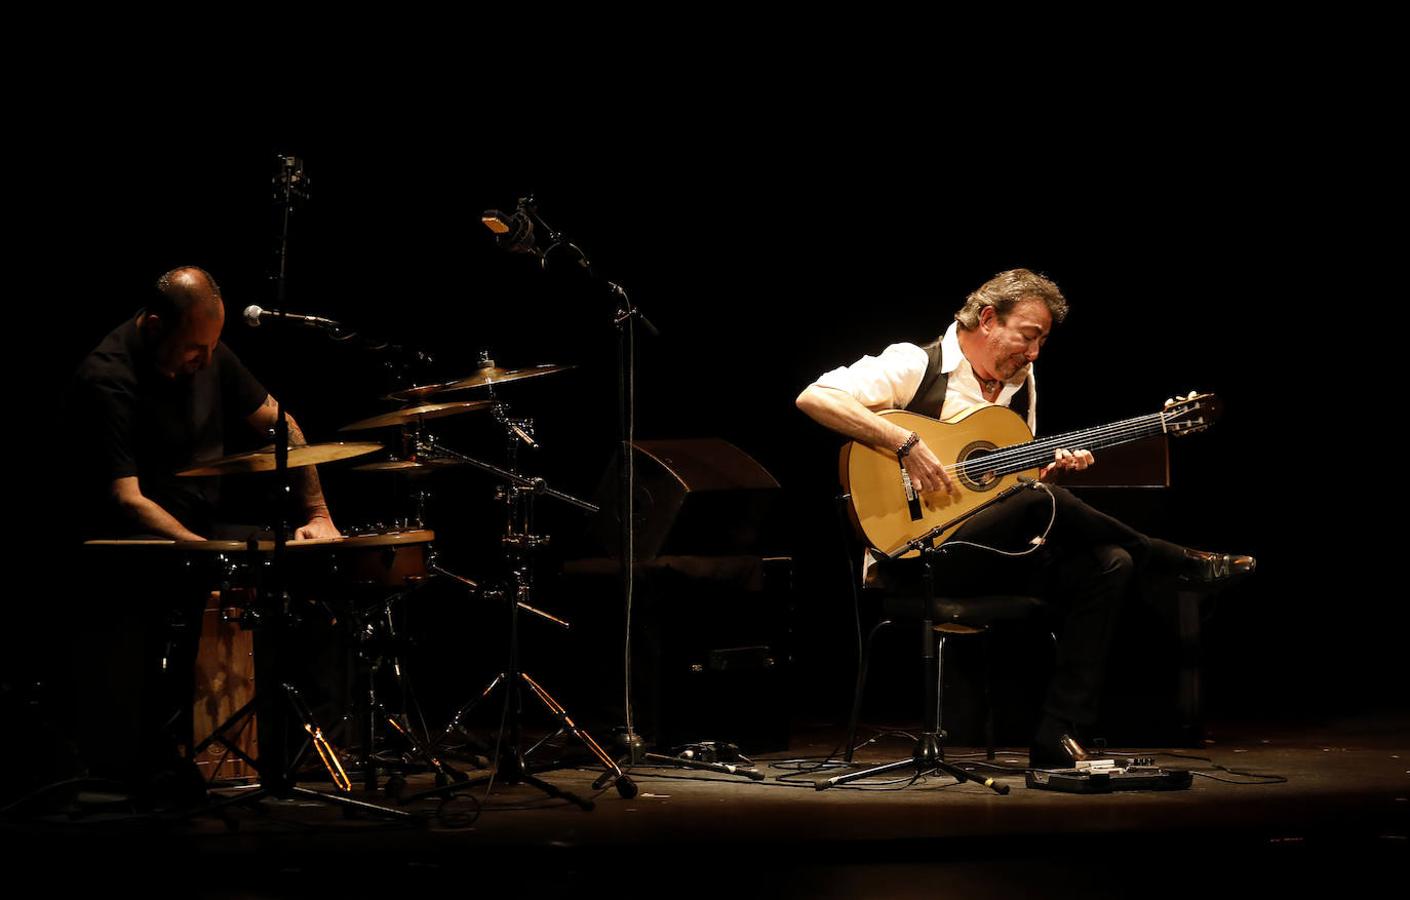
[142,266,226,378]
[151,266,223,325]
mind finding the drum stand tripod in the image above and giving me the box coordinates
[191,538,415,820]
[193,407,413,819]
[196,152,411,818]
[337,579,468,794]
[404,397,636,807]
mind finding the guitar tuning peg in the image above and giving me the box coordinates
[1185,391,1198,401]
[1164,397,1176,408]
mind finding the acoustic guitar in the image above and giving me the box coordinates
[839,393,1219,556]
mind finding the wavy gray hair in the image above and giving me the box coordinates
[955,269,1068,331]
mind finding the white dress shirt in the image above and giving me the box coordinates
[812,321,1038,434]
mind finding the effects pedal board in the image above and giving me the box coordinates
[1026,757,1193,794]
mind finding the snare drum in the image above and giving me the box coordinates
[287,529,434,589]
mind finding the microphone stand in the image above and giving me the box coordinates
[202,154,412,820]
[511,197,659,770]
[248,307,438,387]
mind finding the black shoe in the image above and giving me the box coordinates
[1030,715,1092,769]
[1178,548,1256,584]
[1028,732,1091,770]
[134,757,209,812]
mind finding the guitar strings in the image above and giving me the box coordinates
[970,418,1161,473]
[878,406,1204,554]
[946,423,1159,479]
[941,412,1179,478]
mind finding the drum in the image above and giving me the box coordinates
[341,529,434,587]
[287,529,435,589]
[80,529,436,770]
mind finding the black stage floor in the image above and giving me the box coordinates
[7,712,1406,898]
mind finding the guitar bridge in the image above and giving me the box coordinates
[900,466,923,521]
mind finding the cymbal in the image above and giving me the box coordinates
[388,363,574,401]
[351,458,460,473]
[339,400,493,432]
[177,442,383,476]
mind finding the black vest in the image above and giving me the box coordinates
[903,335,1030,423]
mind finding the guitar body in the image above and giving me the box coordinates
[840,405,1041,555]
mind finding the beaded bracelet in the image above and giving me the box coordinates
[896,431,920,459]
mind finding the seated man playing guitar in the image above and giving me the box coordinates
[795,268,1253,768]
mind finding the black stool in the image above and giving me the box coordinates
[821,546,1049,792]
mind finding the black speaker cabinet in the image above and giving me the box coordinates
[561,555,793,754]
[593,438,781,560]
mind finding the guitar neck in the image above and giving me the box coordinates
[970,411,1169,479]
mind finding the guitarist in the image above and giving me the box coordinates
[795,268,1253,767]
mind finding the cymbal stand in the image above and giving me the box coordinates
[404,389,635,805]
[336,578,472,794]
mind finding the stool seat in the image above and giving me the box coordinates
[880,593,1048,626]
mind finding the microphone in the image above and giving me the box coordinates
[481,200,541,258]
[243,305,342,331]
[482,196,590,272]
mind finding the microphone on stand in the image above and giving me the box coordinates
[243,305,343,332]
[481,199,542,259]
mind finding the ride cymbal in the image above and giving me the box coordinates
[388,364,574,400]
[177,442,383,476]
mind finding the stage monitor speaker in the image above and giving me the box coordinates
[593,438,781,560]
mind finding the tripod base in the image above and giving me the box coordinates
[818,731,1009,794]
[409,669,635,806]
[195,683,417,820]
[613,728,649,766]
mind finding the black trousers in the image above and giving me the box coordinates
[878,485,1184,729]
[67,554,210,781]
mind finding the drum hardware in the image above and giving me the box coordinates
[280,526,452,791]
[74,156,445,818]
[194,681,372,798]
[185,157,408,820]
[286,527,453,793]
[286,682,352,792]
[403,372,634,807]
[184,557,413,819]
[404,439,577,632]
[335,578,472,794]
[479,197,660,770]
[174,531,400,806]
[83,535,440,806]
[412,434,598,516]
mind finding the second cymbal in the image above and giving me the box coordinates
[351,457,461,473]
[388,363,574,401]
[339,400,494,432]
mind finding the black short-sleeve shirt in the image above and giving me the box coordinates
[70,317,268,538]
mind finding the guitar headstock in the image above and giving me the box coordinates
[1161,391,1221,437]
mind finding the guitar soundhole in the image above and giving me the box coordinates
[957,442,1001,492]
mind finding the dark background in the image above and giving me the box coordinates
[10,116,1392,752]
